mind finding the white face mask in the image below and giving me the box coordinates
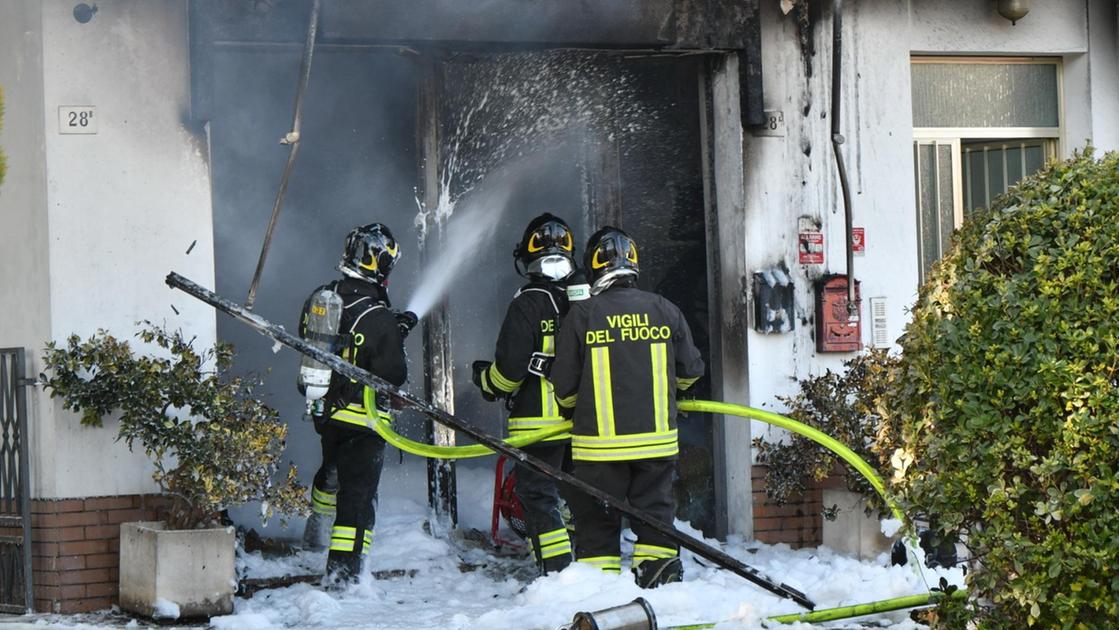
[529,255,574,281]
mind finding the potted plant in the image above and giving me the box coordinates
[42,323,306,619]
[753,349,898,559]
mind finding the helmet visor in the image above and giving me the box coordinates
[526,223,574,255]
[528,255,574,281]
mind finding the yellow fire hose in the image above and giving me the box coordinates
[365,389,902,522]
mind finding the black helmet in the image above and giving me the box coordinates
[584,226,639,284]
[514,213,575,281]
[339,223,400,285]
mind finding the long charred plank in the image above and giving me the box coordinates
[166,271,815,610]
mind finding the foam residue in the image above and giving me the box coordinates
[152,597,181,620]
[408,51,655,317]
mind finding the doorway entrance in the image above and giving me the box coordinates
[193,4,747,539]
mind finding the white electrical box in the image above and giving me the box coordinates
[869,297,890,348]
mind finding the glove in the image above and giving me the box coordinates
[394,310,418,339]
[472,360,497,402]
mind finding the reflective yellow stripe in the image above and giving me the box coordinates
[508,417,567,429]
[591,346,615,437]
[312,487,337,505]
[332,406,391,429]
[533,527,572,559]
[577,556,622,573]
[651,342,669,434]
[677,375,700,390]
[312,487,337,515]
[510,416,570,442]
[540,335,558,417]
[540,541,572,559]
[571,429,679,461]
[572,429,678,449]
[572,443,679,461]
[330,526,356,552]
[488,363,522,393]
[537,528,569,545]
[633,543,677,560]
[362,531,374,555]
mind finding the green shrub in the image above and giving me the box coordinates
[754,349,897,517]
[43,323,307,529]
[882,149,1119,627]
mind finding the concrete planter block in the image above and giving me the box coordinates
[119,521,236,620]
[821,489,894,561]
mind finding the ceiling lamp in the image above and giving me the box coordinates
[997,0,1030,25]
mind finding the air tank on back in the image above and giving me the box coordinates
[299,287,344,415]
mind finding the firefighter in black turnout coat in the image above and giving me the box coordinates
[473,213,576,574]
[298,223,416,585]
[550,226,704,588]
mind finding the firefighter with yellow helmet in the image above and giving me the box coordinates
[298,223,416,585]
[473,213,577,574]
[550,226,704,588]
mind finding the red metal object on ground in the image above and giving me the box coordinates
[491,456,527,547]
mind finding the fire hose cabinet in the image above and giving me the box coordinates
[815,275,861,353]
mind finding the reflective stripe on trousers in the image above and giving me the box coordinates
[329,525,373,555]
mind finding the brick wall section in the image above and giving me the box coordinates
[30,494,170,613]
[751,464,824,548]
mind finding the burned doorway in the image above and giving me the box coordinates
[192,0,760,541]
[431,52,718,536]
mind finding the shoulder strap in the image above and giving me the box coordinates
[349,303,387,333]
[514,286,561,316]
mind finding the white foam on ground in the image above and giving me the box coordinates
[214,488,963,630]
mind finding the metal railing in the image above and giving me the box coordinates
[0,348,33,614]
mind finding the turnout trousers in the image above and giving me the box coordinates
[318,422,387,582]
[515,442,574,573]
[570,458,679,573]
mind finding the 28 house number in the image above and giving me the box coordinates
[68,110,93,127]
[58,106,98,134]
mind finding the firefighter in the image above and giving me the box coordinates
[550,226,704,588]
[472,213,577,574]
[298,223,416,585]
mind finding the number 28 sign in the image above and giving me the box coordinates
[58,106,97,134]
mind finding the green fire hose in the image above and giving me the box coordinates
[663,589,967,628]
[364,391,902,523]
[364,387,572,458]
[675,399,904,523]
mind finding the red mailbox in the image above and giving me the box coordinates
[816,275,861,353]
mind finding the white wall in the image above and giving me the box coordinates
[1086,0,1119,151]
[25,0,216,498]
[743,0,918,445]
[742,0,1114,452]
[0,2,54,498]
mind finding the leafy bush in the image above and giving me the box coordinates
[881,150,1119,627]
[43,323,307,529]
[754,349,897,517]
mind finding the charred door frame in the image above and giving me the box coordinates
[700,54,753,540]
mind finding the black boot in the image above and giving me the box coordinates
[543,553,573,574]
[633,557,683,588]
[324,553,362,589]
